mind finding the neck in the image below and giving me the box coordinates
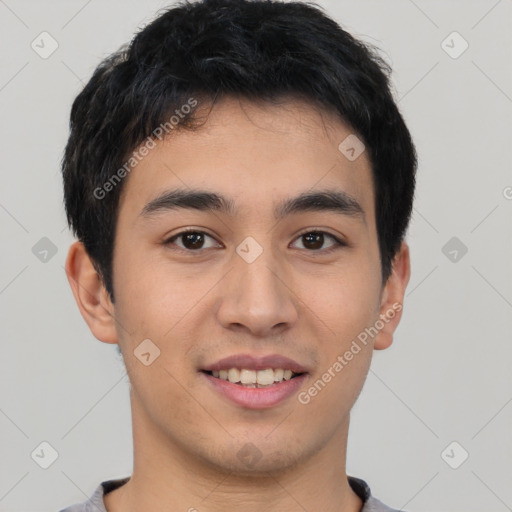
[104,389,363,512]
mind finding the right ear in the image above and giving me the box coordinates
[65,241,118,344]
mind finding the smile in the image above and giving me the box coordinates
[203,368,302,388]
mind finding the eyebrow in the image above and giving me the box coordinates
[139,187,365,222]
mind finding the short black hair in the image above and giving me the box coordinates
[62,0,417,302]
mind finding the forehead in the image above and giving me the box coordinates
[117,96,375,224]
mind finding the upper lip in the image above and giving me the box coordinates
[201,354,309,374]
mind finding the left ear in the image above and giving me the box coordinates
[373,241,411,350]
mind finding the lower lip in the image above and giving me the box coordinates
[201,372,308,409]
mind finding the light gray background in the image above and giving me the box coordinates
[1,0,511,511]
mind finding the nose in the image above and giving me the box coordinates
[215,248,299,337]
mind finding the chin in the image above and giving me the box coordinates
[199,439,312,478]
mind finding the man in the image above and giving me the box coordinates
[60,0,416,510]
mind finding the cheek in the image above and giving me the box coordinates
[297,275,378,416]
[299,263,381,344]
[111,250,214,383]
[112,245,195,334]
[112,273,201,423]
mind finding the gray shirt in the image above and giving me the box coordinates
[59,475,404,511]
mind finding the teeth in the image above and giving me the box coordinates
[209,368,299,386]
[257,368,275,386]
[240,369,257,384]
[227,368,241,383]
[274,368,284,382]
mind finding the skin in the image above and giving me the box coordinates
[66,96,410,512]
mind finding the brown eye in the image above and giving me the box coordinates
[180,232,205,249]
[302,232,324,249]
[292,231,344,252]
[165,230,220,251]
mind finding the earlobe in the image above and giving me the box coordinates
[373,242,411,350]
[65,241,118,344]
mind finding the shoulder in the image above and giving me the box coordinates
[348,476,407,512]
[58,477,130,512]
[363,495,405,512]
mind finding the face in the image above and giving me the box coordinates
[73,96,408,476]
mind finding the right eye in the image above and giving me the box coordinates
[164,229,223,252]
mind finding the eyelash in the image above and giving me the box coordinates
[163,228,346,254]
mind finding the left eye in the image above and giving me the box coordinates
[291,231,344,251]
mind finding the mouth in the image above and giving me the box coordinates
[199,353,310,409]
[201,368,305,388]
